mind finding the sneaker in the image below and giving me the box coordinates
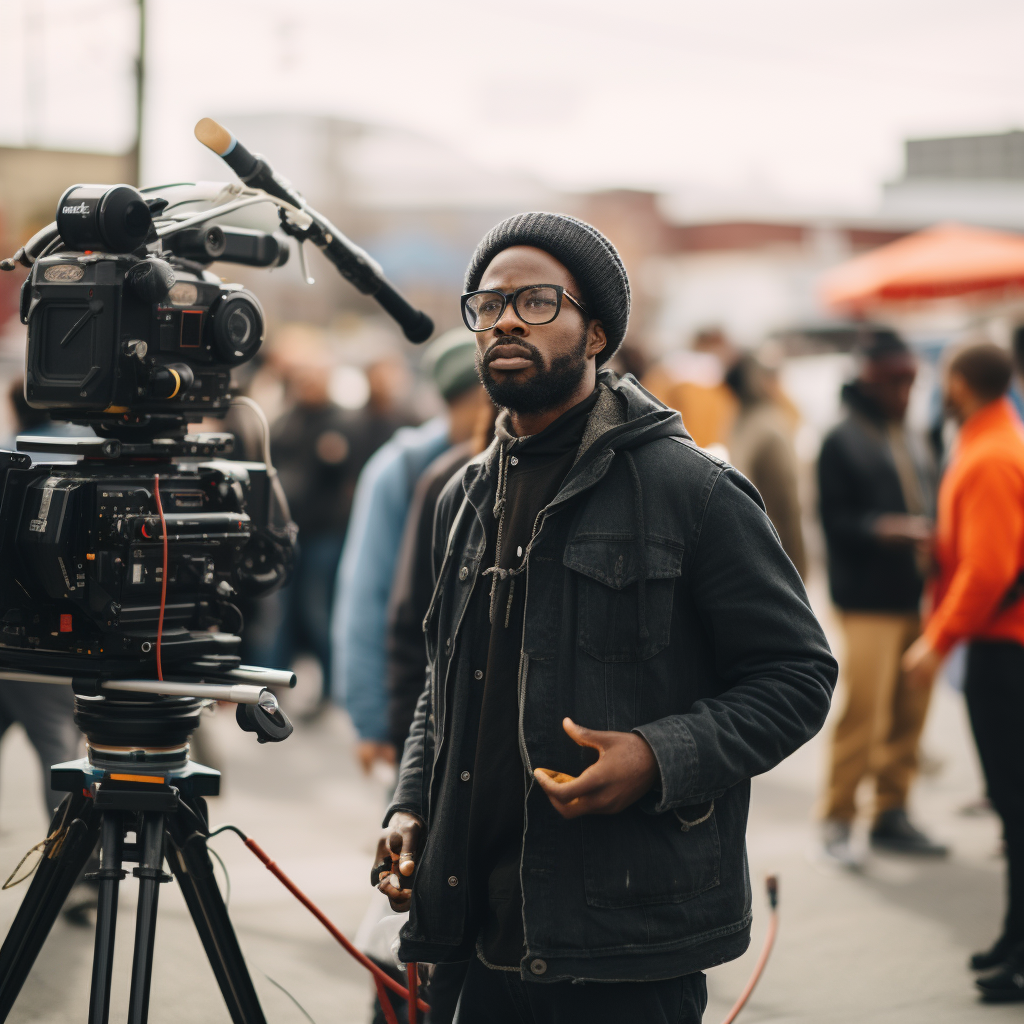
[821,819,862,869]
[972,934,1020,972]
[870,809,948,857]
[977,943,1024,1002]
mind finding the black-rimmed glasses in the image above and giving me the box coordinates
[461,284,588,333]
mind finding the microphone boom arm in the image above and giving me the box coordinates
[194,118,434,343]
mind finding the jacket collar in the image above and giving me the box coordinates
[460,370,688,517]
[957,395,1022,447]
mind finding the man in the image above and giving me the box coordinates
[817,331,945,864]
[725,352,806,578]
[374,212,837,1022]
[333,330,484,772]
[903,342,1024,1002]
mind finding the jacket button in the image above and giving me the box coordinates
[510,456,519,466]
[530,959,547,975]
[448,875,459,887]
[446,637,451,648]
[474,669,483,680]
[459,566,469,581]
[460,771,471,782]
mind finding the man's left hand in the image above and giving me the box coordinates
[533,718,660,819]
[902,635,942,689]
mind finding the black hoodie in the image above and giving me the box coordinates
[818,381,935,612]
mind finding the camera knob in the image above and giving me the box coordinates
[147,363,194,400]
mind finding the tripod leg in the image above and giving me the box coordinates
[88,812,126,1024]
[0,792,100,1022]
[127,812,168,1024]
[165,802,266,1024]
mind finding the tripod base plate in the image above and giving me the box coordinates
[51,757,221,801]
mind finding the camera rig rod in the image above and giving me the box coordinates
[0,670,283,708]
[100,679,278,710]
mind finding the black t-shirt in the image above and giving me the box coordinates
[464,390,598,967]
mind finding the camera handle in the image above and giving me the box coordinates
[194,118,434,343]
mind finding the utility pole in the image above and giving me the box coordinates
[131,0,146,186]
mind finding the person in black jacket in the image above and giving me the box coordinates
[373,213,837,1023]
[387,401,496,760]
[818,330,945,864]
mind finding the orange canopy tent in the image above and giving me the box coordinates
[822,222,1024,315]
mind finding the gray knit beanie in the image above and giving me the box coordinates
[464,212,630,365]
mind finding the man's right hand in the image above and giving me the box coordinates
[357,740,396,774]
[374,811,423,911]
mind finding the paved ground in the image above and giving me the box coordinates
[0,592,1016,1023]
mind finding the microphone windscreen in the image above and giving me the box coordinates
[195,118,235,157]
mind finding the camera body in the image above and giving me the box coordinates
[0,450,289,676]
[23,253,263,422]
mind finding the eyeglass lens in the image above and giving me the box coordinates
[464,286,561,330]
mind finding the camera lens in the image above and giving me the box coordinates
[226,308,252,346]
[210,291,263,365]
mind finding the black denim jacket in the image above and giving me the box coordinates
[387,371,837,983]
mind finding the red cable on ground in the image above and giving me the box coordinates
[153,474,168,682]
[719,876,779,1024]
[228,833,776,1022]
[407,962,418,1024]
[374,976,399,1024]
[240,836,430,1015]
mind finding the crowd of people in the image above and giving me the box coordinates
[3,210,1024,1019]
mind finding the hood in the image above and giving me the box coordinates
[840,380,886,425]
[491,368,689,469]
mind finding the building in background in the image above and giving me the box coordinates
[882,129,1024,229]
[0,146,133,333]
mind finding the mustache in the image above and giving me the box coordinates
[481,339,543,368]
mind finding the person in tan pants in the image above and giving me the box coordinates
[817,330,946,864]
[826,613,932,824]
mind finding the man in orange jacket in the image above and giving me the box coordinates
[904,342,1024,1002]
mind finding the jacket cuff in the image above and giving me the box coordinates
[382,804,424,829]
[632,717,700,813]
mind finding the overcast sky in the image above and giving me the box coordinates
[2,0,1024,216]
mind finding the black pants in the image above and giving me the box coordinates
[452,956,707,1024]
[0,680,80,814]
[965,640,1024,942]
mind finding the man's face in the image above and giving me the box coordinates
[861,354,916,422]
[473,246,605,414]
[943,370,972,424]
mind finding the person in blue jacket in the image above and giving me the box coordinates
[332,330,485,772]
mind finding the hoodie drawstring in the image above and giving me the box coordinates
[483,440,550,628]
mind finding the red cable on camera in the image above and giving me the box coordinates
[153,473,168,682]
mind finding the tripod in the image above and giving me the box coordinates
[0,685,291,1024]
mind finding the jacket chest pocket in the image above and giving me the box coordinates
[565,538,683,662]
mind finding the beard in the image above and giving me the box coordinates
[476,327,589,414]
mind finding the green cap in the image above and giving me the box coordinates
[425,328,479,402]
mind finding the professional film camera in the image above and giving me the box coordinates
[0,120,434,1023]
